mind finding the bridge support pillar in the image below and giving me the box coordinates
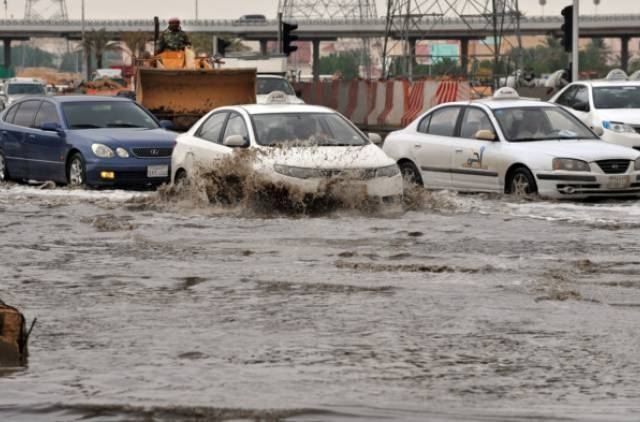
[408,37,417,75]
[2,39,11,69]
[620,36,630,73]
[312,39,321,82]
[460,38,469,76]
[259,39,268,55]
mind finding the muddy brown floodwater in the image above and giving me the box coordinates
[1,181,640,421]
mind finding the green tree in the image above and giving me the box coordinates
[0,44,56,68]
[579,38,611,76]
[121,31,150,62]
[318,51,361,80]
[83,29,120,70]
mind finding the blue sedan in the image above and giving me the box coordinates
[0,96,177,188]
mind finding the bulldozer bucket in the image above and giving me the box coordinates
[136,68,256,131]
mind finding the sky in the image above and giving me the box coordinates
[3,0,637,20]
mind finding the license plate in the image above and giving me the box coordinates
[606,175,630,189]
[147,165,168,178]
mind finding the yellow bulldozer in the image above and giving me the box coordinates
[135,32,256,131]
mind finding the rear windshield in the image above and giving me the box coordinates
[62,101,159,130]
[6,84,45,95]
[593,86,640,109]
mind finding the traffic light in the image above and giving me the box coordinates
[216,37,231,57]
[561,6,573,53]
[282,21,299,56]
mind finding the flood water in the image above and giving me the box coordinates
[1,181,640,421]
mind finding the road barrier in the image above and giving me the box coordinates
[295,79,471,130]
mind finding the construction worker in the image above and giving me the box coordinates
[157,17,192,53]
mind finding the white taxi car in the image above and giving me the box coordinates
[383,88,640,199]
[550,71,640,150]
[171,103,402,200]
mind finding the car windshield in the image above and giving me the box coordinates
[6,84,45,95]
[252,113,368,147]
[257,78,295,96]
[493,106,598,142]
[593,86,640,109]
[62,101,159,130]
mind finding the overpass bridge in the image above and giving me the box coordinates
[1,14,639,76]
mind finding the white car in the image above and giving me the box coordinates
[550,77,640,150]
[256,75,304,105]
[383,88,640,199]
[171,103,402,200]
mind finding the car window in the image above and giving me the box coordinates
[493,106,597,142]
[6,83,45,95]
[222,113,249,144]
[593,86,640,109]
[573,86,589,106]
[417,114,431,134]
[460,107,495,139]
[13,100,40,127]
[555,85,578,107]
[256,78,295,96]
[63,101,159,129]
[3,104,19,124]
[197,112,228,144]
[426,107,461,137]
[34,102,60,128]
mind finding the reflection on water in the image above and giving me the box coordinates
[1,180,640,421]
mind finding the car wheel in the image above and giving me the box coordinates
[399,161,423,187]
[508,167,537,197]
[174,169,188,186]
[67,153,87,187]
[0,151,10,182]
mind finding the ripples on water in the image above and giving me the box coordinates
[1,176,640,421]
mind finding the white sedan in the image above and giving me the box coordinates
[171,103,402,200]
[383,88,640,199]
[549,77,640,149]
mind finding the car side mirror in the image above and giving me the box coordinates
[295,89,302,98]
[41,122,65,137]
[573,101,590,112]
[368,132,383,146]
[223,134,247,147]
[474,129,497,141]
[593,126,604,137]
[159,120,174,130]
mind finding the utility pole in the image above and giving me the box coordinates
[82,0,89,81]
[195,0,199,21]
[572,0,579,82]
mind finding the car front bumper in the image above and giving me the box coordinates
[601,130,640,150]
[85,158,171,188]
[536,171,640,199]
[264,171,404,200]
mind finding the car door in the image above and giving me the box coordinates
[5,100,41,179]
[27,101,67,182]
[411,106,462,189]
[567,85,593,127]
[187,111,230,173]
[0,103,27,179]
[450,106,501,192]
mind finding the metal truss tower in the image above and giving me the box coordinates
[383,0,522,85]
[278,0,378,20]
[24,0,69,20]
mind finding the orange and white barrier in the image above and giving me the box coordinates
[295,79,471,129]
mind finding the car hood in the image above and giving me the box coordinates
[594,109,640,125]
[509,140,640,161]
[255,144,395,169]
[69,128,176,147]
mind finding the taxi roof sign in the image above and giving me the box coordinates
[493,87,520,100]
[265,90,289,104]
[606,69,628,81]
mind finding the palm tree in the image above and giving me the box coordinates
[83,29,120,71]
[120,31,151,63]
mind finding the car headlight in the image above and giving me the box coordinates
[91,143,115,158]
[602,121,636,134]
[115,147,130,158]
[635,157,640,171]
[553,158,590,172]
[375,164,401,178]
[274,164,323,179]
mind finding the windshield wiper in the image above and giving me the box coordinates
[106,123,144,128]
[71,124,102,129]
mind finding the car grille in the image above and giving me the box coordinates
[318,168,378,180]
[132,147,173,158]
[597,159,630,174]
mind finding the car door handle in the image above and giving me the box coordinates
[28,134,36,140]
[455,148,463,153]
[413,144,421,148]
